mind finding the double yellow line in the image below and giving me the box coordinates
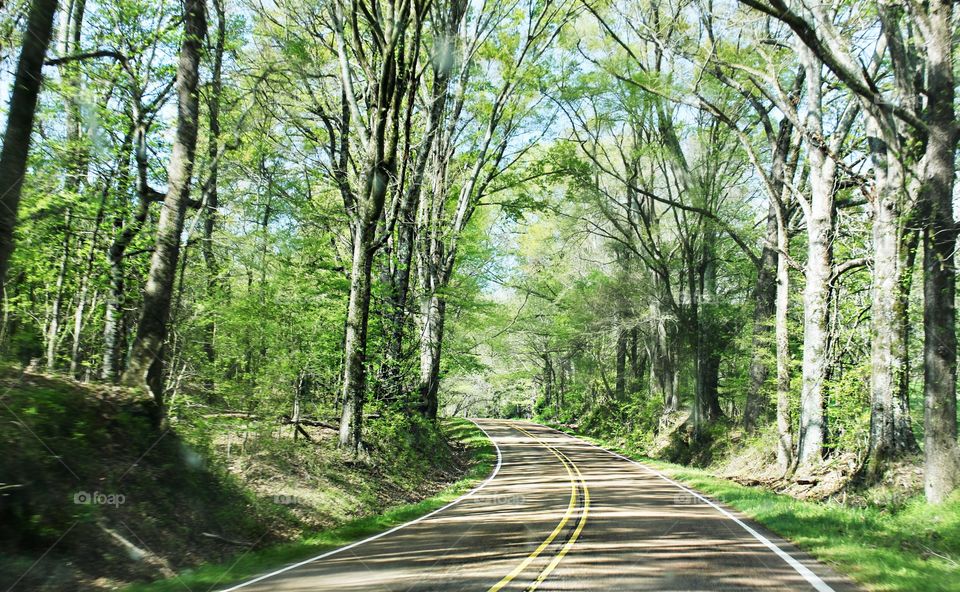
[487,424,590,592]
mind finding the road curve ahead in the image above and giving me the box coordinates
[222,420,858,591]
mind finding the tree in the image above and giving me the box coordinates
[200,0,227,387]
[568,0,766,431]
[739,0,958,503]
[414,0,573,418]
[376,0,467,404]
[327,0,425,451]
[917,0,958,503]
[121,0,207,409]
[0,0,59,289]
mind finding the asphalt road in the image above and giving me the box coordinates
[222,420,858,591]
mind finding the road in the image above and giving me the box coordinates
[222,420,857,591]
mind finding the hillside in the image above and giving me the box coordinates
[0,365,481,591]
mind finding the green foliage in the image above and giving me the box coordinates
[2,0,958,586]
[366,411,455,482]
[826,363,871,455]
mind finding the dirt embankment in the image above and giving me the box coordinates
[0,369,472,591]
[642,413,925,506]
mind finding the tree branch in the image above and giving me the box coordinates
[45,49,127,66]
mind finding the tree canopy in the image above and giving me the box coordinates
[1,0,958,504]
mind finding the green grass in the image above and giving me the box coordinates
[124,418,496,592]
[543,423,960,592]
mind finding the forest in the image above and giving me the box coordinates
[1,0,959,583]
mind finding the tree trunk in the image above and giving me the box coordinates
[897,227,921,446]
[417,291,445,419]
[866,114,920,475]
[797,178,832,470]
[68,279,88,375]
[542,350,554,409]
[380,171,428,402]
[649,302,668,409]
[744,194,779,431]
[693,317,722,424]
[615,327,627,400]
[704,344,722,419]
[557,355,567,415]
[700,245,723,422]
[379,13,460,402]
[331,0,420,450]
[379,191,418,403]
[201,0,225,385]
[60,0,87,194]
[650,297,679,417]
[121,0,206,408]
[797,48,835,472]
[775,210,793,472]
[339,227,375,450]
[101,245,126,381]
[293,371,304,440]
[55,0,89,375]
[690,236,722,426]
[45,209,72,371]
[337,159,393,451]
[71,139,114,380]
[70,199,108,377]
[628,326,642,393]
[0,0,59,289]
[101,157,145,382]
[920,0,959,503]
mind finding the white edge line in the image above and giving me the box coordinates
[218,419,504,591]
[535,422,836,592]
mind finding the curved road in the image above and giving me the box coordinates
[222,420,857,591]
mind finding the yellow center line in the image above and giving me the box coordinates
[487,424,578,592]
[487,423,590,592]
[526,445,590,591]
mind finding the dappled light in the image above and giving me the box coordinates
[1,0,958,589]
[227,422,855,591]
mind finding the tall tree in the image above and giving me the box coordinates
[201,0,227,387]
[43,0,87,373]
[328,0,425,451]
[916,0,958,503]
[378,0,465,403]
[121,0,207,408]
[415,0,572,417]
[0,0,59,289]
[739,0,958,502]
[794,45,836,471]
